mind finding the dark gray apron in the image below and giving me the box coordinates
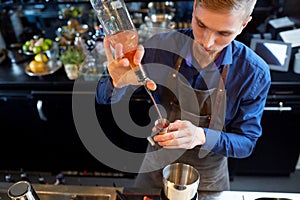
[134,57,230,191]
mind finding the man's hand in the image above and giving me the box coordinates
[104,37,143,88]
[153,120,206,149]
[103,38,156,91]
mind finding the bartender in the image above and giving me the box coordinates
[96,0,271,191]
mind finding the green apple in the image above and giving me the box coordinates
[41,43,50,51]
[25,40,31,46]
[22,44,29,52]
[33,46,42,54]
[44,39,53,47]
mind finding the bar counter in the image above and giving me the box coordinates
[1,182,300,200]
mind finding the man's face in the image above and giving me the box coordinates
[191,3,251,61]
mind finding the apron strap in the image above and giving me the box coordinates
[210,64,229,130]
[173,56,183,77]
[220,64,229,85]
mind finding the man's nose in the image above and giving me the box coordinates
[202,31,215,49]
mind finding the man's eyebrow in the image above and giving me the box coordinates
[195,16,206,26]
[195,15,235,35]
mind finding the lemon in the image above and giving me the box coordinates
[34,53,49,63]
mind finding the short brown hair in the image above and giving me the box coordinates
[196,0,257,19]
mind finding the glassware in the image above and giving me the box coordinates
[294,49,300,74]
[90,0,164,126]
[89,0,148,83]
[81,42,108,81]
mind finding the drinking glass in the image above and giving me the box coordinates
[90,0,148,83]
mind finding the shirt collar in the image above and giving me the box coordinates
[219,43,233,66]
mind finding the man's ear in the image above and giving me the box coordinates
[193,0,198,11]
[239,16,252,34]
[193,0,199,18]
[243,16,252,27]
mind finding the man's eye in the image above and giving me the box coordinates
[198,23,205,28]
[219,32,230,36]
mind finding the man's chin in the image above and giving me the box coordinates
[193,44,216,65]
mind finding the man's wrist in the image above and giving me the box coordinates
[196,127,206,146]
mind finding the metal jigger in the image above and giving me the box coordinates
[147,118,170,146]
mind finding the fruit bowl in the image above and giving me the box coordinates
[22,36,54,56]
[25,50,62,76]
[25,59,62,76]
[56,24,89,41]
[58,6,83,19]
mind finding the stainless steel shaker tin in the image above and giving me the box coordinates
[162,163,200,200]
[8,181,40,200]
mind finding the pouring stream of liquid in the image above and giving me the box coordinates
[144,85,163,122]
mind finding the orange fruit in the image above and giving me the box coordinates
[29,60,45,73]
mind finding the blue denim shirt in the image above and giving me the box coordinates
[96,29,271,158]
